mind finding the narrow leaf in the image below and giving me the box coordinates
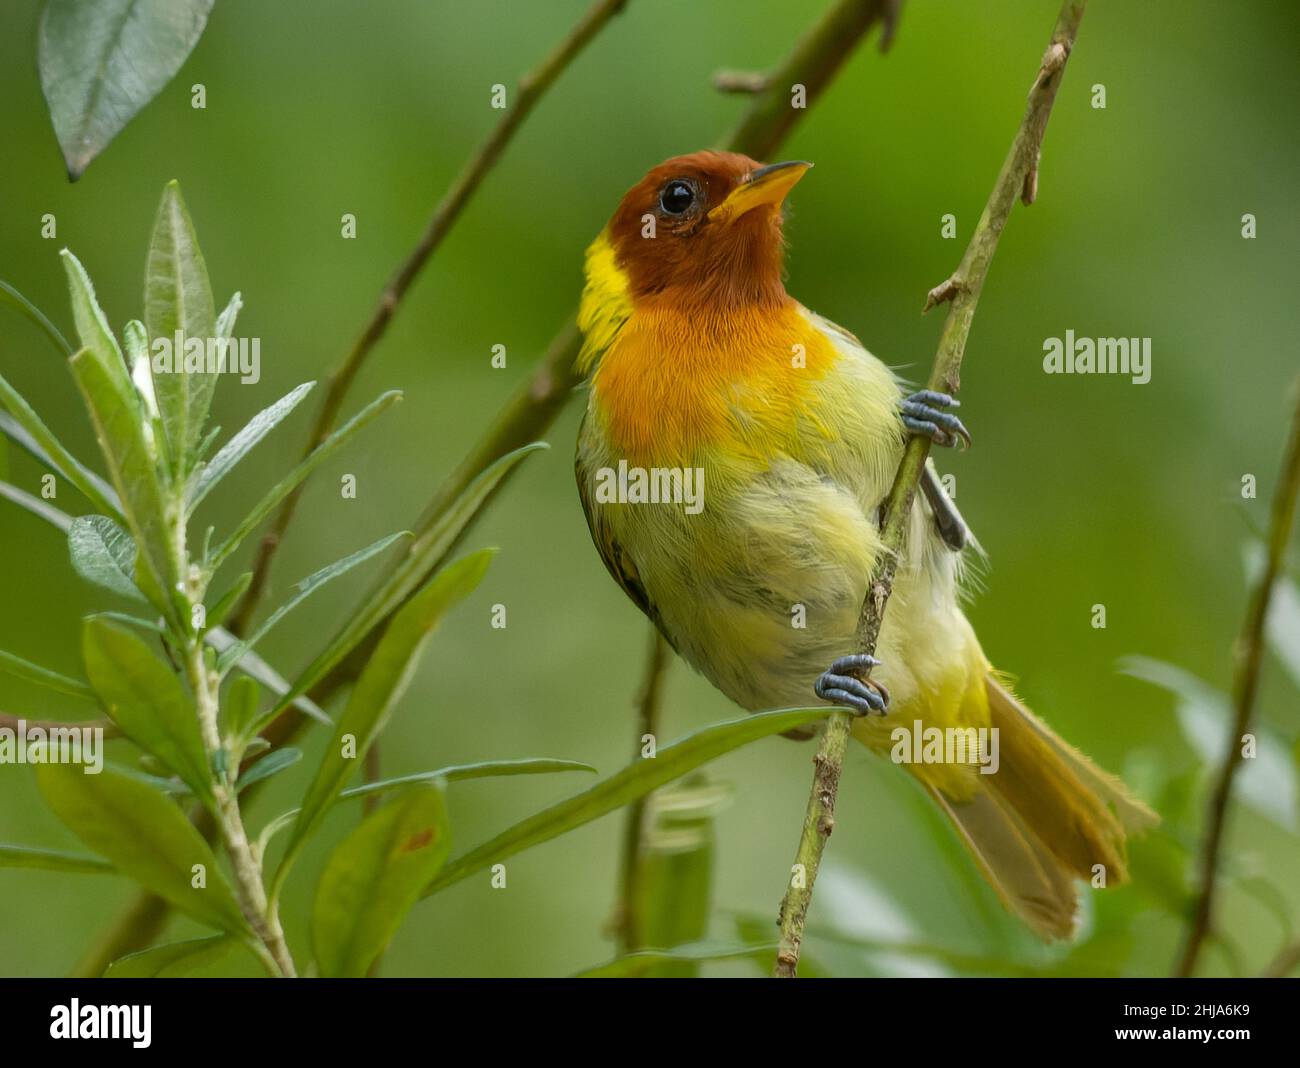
[68,514,145,600]
[0,478,73,531]
[282,443,541,706]
[82,617,212,803]
[67,342,178,622]
[0,843,114,874]
[0,373,120,516]
[145,180,217,468]
[210,390,401,569]
[312,787,451,978]
[189,381,315,510]
[0,648,95,701]
[276,549,494,880]
[575,941,778,978]
[0,278,73,355]
[60,251,127,385]
[104,935,231,978]
[39,1,214,179]
[236,747,302,794]
[217,530,410,673]
[338,759,598,802]
[37,763,246,935]
[424,706,836,897]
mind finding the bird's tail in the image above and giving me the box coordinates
[929,674,1158,940]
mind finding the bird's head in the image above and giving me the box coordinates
[600,150,811,309]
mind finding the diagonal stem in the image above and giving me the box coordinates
[1177,380,1300,977]
[226,0,631,638]
[773,0,1087,978]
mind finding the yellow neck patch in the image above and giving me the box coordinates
[576,230,632,376]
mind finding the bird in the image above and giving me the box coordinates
[574,150,1156,940]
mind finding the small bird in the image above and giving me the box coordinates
[575,151,1155,939]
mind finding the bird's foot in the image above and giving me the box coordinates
[901,390,971,449]
[814,653,890,717]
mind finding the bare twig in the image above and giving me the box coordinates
[612,627,669,953]
[226,0,631,637]
[1176,380,1300,977]
[77,0,897,974]
[773,0,1087,979]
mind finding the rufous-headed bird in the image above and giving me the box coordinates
[575,151,1155,939]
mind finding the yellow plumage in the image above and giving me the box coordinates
[576,155,1156,940]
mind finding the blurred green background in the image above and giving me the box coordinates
[2,0,1299,977]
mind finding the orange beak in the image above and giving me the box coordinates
[708,160,812,224]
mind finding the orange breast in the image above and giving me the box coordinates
[591,299,837,464]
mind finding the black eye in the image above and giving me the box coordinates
[659,179,695,215]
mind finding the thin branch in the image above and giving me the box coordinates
[408,0,899,542]
[712,70,769,94]
[773,0,1087,979]
[1262,937,1300,978]
[226,0,630,637]
[1177,380,1300,977]
[76,0,897,972]
[612,627,669,953]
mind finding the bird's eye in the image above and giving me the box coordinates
[659,180,695,215]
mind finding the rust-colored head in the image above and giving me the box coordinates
[605,150,811,308]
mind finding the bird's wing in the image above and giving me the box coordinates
[574,439,670,644]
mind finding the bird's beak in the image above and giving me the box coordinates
[709,160,812,224]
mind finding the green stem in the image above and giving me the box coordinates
[1177,381,1300,977]
[614,627,669,953]
[773,0,1088,978]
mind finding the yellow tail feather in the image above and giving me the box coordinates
[934,675,1158,940]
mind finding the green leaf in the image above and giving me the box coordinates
[0,373,120,517]
[275,549,494,885]
[257,759,595,855]
[104,935,232,978]
[0,843,114,874]
[145,180,218,469]
[82,617,212,803]
[0,648,95,701]
[575,941,778,978]
[312,787,451,978]
[236,747,301,794]
[1121,655,1297,830]
[37,763,246,935]
[60,251,128,384]
[189,381,314,510]
[205,571,252,632]
[0,278,73,355]
[0,478,74,531]
[283,443,542,707]
[424,705,836,898]
[221,675,261,747]
[39,0,214,178]
[339,758,598,802]
[209,390,402,569]
[216,530,410,673]
[68,514,145,600]
[631,777,729,974]
[66,336,178,622]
